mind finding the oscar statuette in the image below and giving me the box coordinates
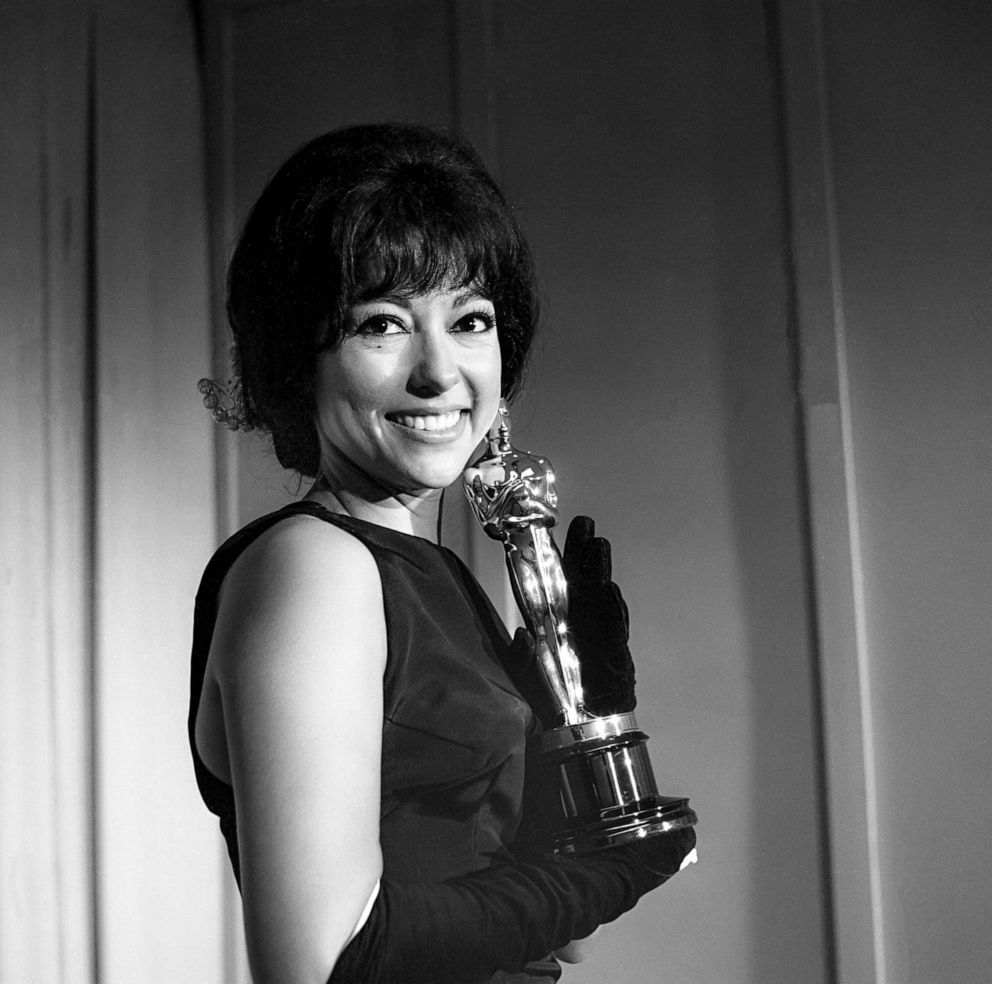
[464,402,697,855]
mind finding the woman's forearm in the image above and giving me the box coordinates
[330,828,695,984]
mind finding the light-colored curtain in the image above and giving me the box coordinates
[1,1,224,980]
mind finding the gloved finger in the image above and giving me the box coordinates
[563,515,595,577]
[503,627,538,690]
[628,825,697,878]
[568,535,613,585]
[608,581,629,637]
[506,626,535,669]
[581,536,613,584]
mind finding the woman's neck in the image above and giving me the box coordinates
[305,475,443,541]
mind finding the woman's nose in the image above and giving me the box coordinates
[408,331,460,395]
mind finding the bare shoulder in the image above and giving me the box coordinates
[211,513,386,683]
[224,512,379,596]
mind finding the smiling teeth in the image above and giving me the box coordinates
[396,411,461,431]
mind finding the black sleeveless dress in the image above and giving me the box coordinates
[188,500,561,982]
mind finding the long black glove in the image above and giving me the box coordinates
[501,516,636,725]
[330,825,696,984]
[562,515,636,716]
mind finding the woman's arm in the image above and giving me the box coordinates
[330,826,694,984]
[208,516,386,984]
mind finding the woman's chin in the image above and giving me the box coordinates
[395,462,469,496]
[383,438,479,494]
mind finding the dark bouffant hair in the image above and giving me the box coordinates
[206,122,538,477]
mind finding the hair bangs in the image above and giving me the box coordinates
[339,178,511,306]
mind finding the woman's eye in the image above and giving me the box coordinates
[454,312,495,334]
[356,315,406,336]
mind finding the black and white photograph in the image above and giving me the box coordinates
[3,2,990,983]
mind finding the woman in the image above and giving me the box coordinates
[190,123,695,984]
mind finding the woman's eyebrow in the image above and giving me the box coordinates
[352,289,492,309]
[351,292,410,308]
[451,289,492,307]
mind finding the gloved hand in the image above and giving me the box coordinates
[331,824,697,983]
[562,515,636,716]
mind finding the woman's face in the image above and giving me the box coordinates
[313,286,502,498]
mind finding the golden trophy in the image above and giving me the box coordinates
[464,403,697,854]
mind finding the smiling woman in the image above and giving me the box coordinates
[314,288,502,502]
[190,123,695,984]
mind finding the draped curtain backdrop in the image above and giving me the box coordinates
[1,0,221,981]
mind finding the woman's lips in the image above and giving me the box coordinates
[389,410,463,432]
[385,409,469,441]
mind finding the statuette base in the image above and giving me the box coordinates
[534,712,698,855]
